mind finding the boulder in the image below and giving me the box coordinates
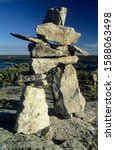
[52,64,85,118]
[92,70,98,86]
[0,133,61,149]
[0,128,13,143]
[15,85,50,134]
[30,56,79,74]
[36,23,81,45]
[28,43,69,58]
[43,7,67,26]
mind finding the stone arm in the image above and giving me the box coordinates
[68,45,89,56]
[10,33,47,44]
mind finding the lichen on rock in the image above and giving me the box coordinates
[15,85,50,134]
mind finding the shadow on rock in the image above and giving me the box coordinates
[0,110,17,132]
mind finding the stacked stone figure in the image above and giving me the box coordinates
[11,7,88,135]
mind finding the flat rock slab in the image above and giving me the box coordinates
[68,45,89,56]
[52,64,85,119]
[36,23,81,45]
[43,7,67,26]
[30,56,79,74]
[15,86,50,134]
[11,33,47,44]
[29,43,69,58]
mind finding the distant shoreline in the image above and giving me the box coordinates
[0,55,98,70]
[0,55,30,69]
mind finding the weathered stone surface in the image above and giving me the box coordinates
[18,74,41,83]
[0,133,61,149]
[30,56,79,74]
[15,86,50,134]
[11,33,47,44]
[46,116,97,149]
[68,45,89,56]
[43,7,67,26]
[36,23,81,45]
[18,74,48,87]
[92,70,98,86]
[29,43,69,58]
[52,64,85,118]
[0,128,13,143]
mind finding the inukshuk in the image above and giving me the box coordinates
[11,7,88,134]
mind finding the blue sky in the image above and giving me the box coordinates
[0,0,98,55]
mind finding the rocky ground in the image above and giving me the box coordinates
[0,59,98,149]
[0,84,97,149]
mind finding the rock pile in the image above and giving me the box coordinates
[11,7,88,134]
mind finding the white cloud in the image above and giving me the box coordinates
[84,43,98,51]
[77,43,98,55]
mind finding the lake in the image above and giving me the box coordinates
[0,55,30,69]
[0,61,17,69]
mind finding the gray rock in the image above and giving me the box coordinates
[52,64,85,118]
[10,33,47,44]
[43,7,67,26]
[62,140,87,149]
[15,85,50,134]
[46,116,97,149]
[18,74,48,87]
[30,56,79,74]
[36,23,81,45]
[68,45,89,56]
[92,70,98,86]
[0,133,61,150]
[0,128,13,143]
[29,43,69,58]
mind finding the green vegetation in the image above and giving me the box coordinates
[77,70,98,101]
[77,70,93,84]
[88,85,98,100]
[0,63,30,87]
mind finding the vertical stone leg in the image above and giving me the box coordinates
[15,85,50,134]
[51,64,85,119]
